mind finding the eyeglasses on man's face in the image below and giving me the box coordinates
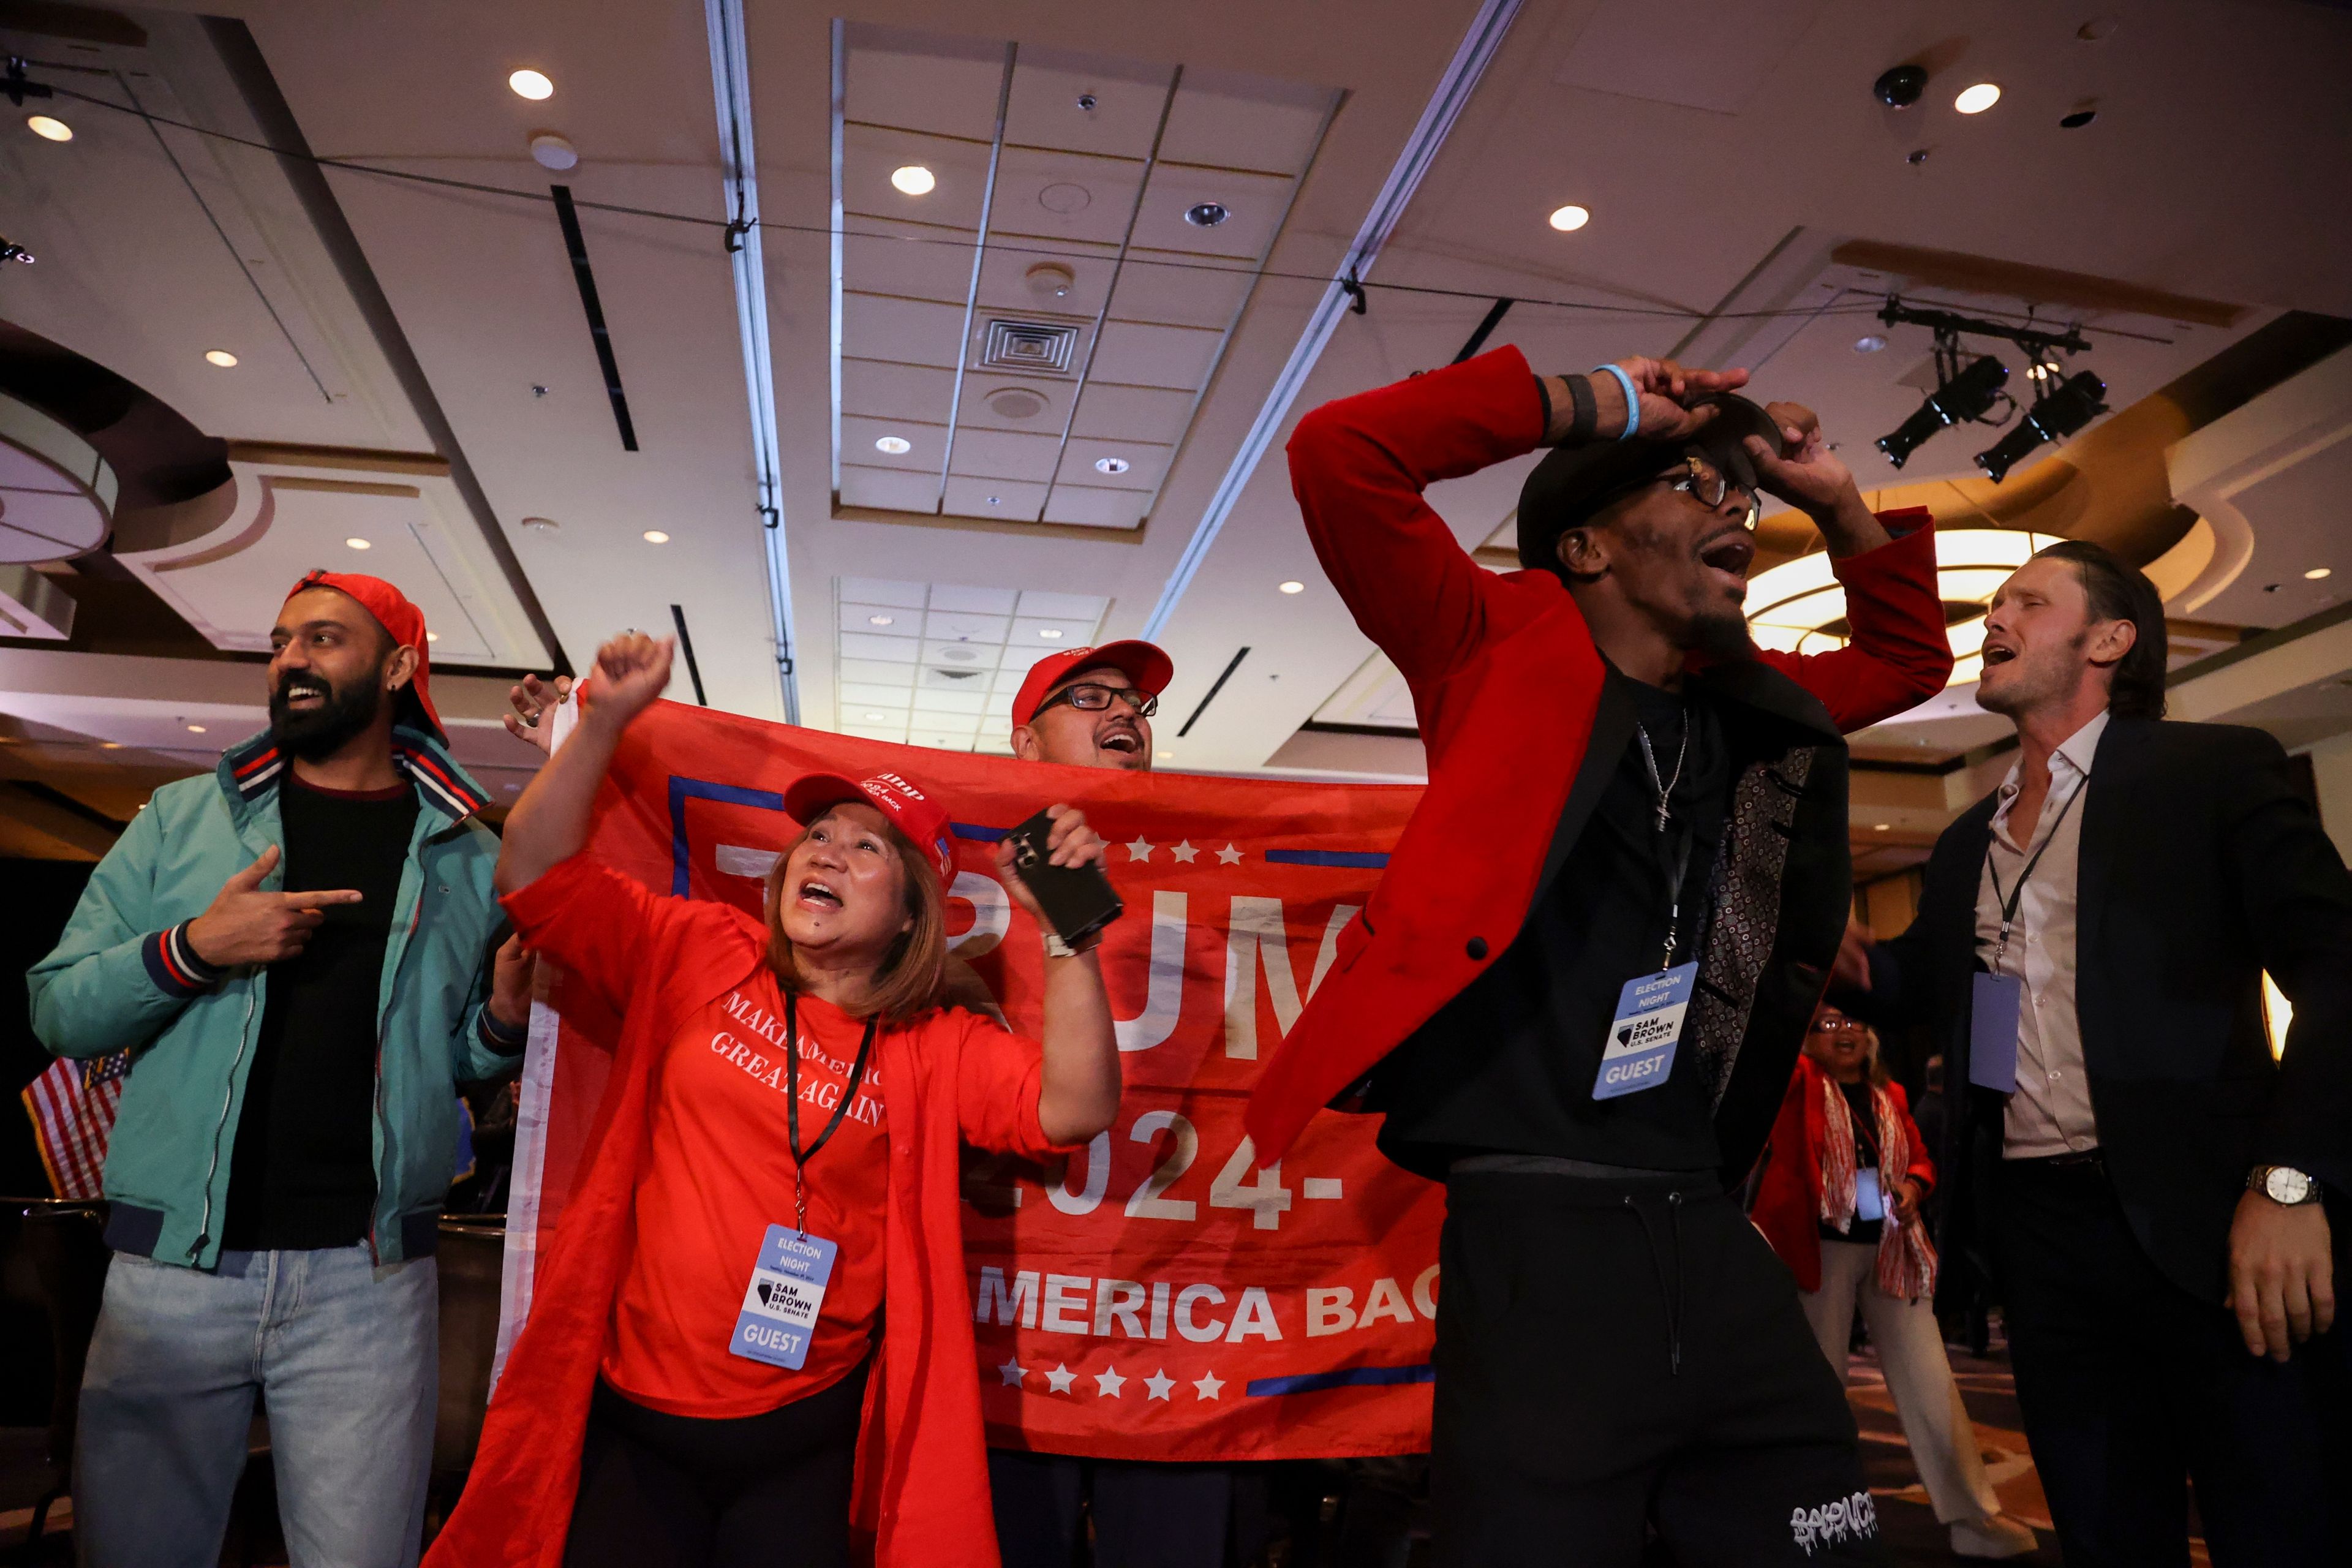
[1809,1014,1869,1036]
[1031,682,1158,721]
[1660,456,1760,531]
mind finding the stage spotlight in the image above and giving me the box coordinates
[1875,355,2008,469]
[1975,371,2108,483]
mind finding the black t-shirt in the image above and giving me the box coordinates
[1371,670,1733,1177]
[1818,1078,1885,1245]
[221,775,418,1251]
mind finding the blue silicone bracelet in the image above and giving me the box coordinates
[1593,363,1640,440]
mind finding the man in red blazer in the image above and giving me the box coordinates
[1244,347,1951,1566]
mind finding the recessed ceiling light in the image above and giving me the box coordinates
[1156,750,1172,760]
[2306,567,2333,581]
[205,350,239,368]
[986,496,1002,507]
[1278,580,1305,594]
[1547,204,1591,232]
[1873,822,1891,831]
[864,711,888,722]
[1038,628,1064,641]
[868,614,895,626]
[426,631,440,643]
[1954,82,2001,115]
[1184,202,1229,227]
[508,69,554,100]
[1094,456,1130,475]
[186,723,208,734]
[875,435,913,454]
[521,516,560,533]
[643,530,670,543]
[1853,334,1886,353]
[344,537,371,551]
[530,134,579,172]
[890,165,935,196]
[100,741,122,749]
[27,115,71,142]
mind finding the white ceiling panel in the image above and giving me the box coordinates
[956,376,1073,434]
[1011,615,1102,644]
[914,687,990,715]
[840,414,945,472]
[1107,252,1257,329]
[948,427,1064,482]
[842,125,995,230]
[838,657,918,685]
[1017,589,1110,620]
[1041,486,1150,530]
[1004,50,1174,159]
[974,242,1120,320]
[929,583,1020,613]
[841,360,958,427]
[990,147,1151,248]
[842,24,1008,141]
[837,578,930,609]
[841,222,975,306]
[923,606,1012,641]
[1155,68,1337,175]
[842,292,968,371]
[942,477,1049,521]
[1087,321,1224,389]
[840,682,914,711]
[1128,166,1294,260]
[839,467,940,513]
[1056,437,1170,491]
[1070,382,1199,445]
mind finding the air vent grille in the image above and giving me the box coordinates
[979,319,1080,376]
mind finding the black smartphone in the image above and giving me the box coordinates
[1005,808,1125,948]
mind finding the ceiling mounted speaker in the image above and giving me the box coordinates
[987,387,1049,420]
[530,134,579,171]
[1025,262,1076,300]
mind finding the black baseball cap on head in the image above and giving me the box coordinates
[1515,393,1782,573]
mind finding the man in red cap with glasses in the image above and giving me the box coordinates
[31,570,533,1568]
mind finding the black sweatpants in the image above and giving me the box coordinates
[988,1450,1265,1568]
[564,1366,867,1568]
[1992,1158,2340,1567]
[1432,1171,1880,1566]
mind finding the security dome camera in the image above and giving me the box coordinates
[1874,64,1928,108]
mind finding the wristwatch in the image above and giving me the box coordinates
[2249,1165,2323,1206]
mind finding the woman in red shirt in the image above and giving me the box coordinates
[1752,1006,2036,1559]
[427,633,1122,1568]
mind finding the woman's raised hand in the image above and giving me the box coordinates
[587,633,674,730]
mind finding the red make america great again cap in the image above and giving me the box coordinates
[783,770,959,889]
[285,570,445,741]
[1011,639,1174,728]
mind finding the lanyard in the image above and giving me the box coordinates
[1634,715,1694,971]
[783,989,879,1237]
[1983,773,2084,966]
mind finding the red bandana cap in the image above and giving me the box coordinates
[1011,639,1175,728]
[783,770,959,889]
[284,570,444,742]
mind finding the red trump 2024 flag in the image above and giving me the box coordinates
[496,700,1440,1462]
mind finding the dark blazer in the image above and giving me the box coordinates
[1850,715,2352,1304]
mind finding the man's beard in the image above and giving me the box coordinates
[1685,603,1755,663]
[269,668,385,760]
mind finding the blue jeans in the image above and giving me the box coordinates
[75,1245,437,1568]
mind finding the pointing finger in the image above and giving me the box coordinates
[283,888,364,910]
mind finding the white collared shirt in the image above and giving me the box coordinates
[1973,709,2110,1158]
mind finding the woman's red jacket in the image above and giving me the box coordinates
[424,856,1067,1567]
[1751,1054,1939,1293]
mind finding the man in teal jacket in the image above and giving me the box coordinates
[31,570,532,1568]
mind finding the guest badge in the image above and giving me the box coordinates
[1595,961,1697,1100]
[729,1223,838,1370]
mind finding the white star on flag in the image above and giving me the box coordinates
[1044,1363,1076,1394]
[1170,841,1199,864]
[1094,1365,1126,1398]
[1126,836,1155,861]
[1144,1369,1175,1401]
[1215,844,1242,865]
[998,1357,1027,1387]
[1193,1370,1224,1400]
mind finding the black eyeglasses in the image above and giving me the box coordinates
[1031,682,1158,720]
[1592,455,1760,531]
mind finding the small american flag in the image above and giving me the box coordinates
[19,1051,130,1200]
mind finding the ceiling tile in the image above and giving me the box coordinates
[1107,251,1256,329]
[947,427,1063,483]
[840,682,914,710]
[837,577,930,608]
[839,467,940,513]
[1012,615,1102,645]
[942,477,1048,521]
[1069,382,1196,445]
[997,644,1058,676]
[1041,485,1150,529]
[842,221,976,306]
[929,583,1020,614]
[923,606,1011,641]
[840,631,920,662]
[914,712,983,737]
[989,147,1149,248]
[839,655,920,684]
[914,687,991,715]
[843,292,968,370]
[1015,589,1108,621]
[976,241,1118,320]
[1086,321,1222,389]
[919,665,998,695]
[840,609,921,638]
[1156,69,1334,175]
[1056,437,1169,491]
[841,359,958,428]
[842,28,1008,141]
[956,376,1071,434]
[842,124,993,230]
[841,414,945,471]
[1128,165,1292,260]
[1003,50,1174,159]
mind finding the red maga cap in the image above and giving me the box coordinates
[782,770,958,889]
[1011,639,1174,728]
[284,570,443,741]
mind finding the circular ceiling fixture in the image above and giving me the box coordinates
[865,711,888,722]
[1749,527,2056,688]
[1954,82,2002,115]
[530,134,579,171]
[1872,64,1928,108]
[1278,580,1305,594]
[1024,262,1076,300]
[508,69,554,101]
[344,537,371,551]
[642,530,670,543]
[521,516,560,534]
[426,631,440,643]
[868,613,895,626]
[1184,202,1229,227]
[1094,456,1130,475]
[185,723,208,734]
[0,390,118,563]
[941,647,978,662]
[1039,183,1091,214]
[874,434,913,454]
[889,165,935,195]
[2059,105,2098,129]
[26,115,70,142]
[1853,334,1887,353]
[987,387,1049,420]
[1038,628,1064,640]
[2305,567,2333,581]
[1548,204,1592,232]
[205,350,239,368]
